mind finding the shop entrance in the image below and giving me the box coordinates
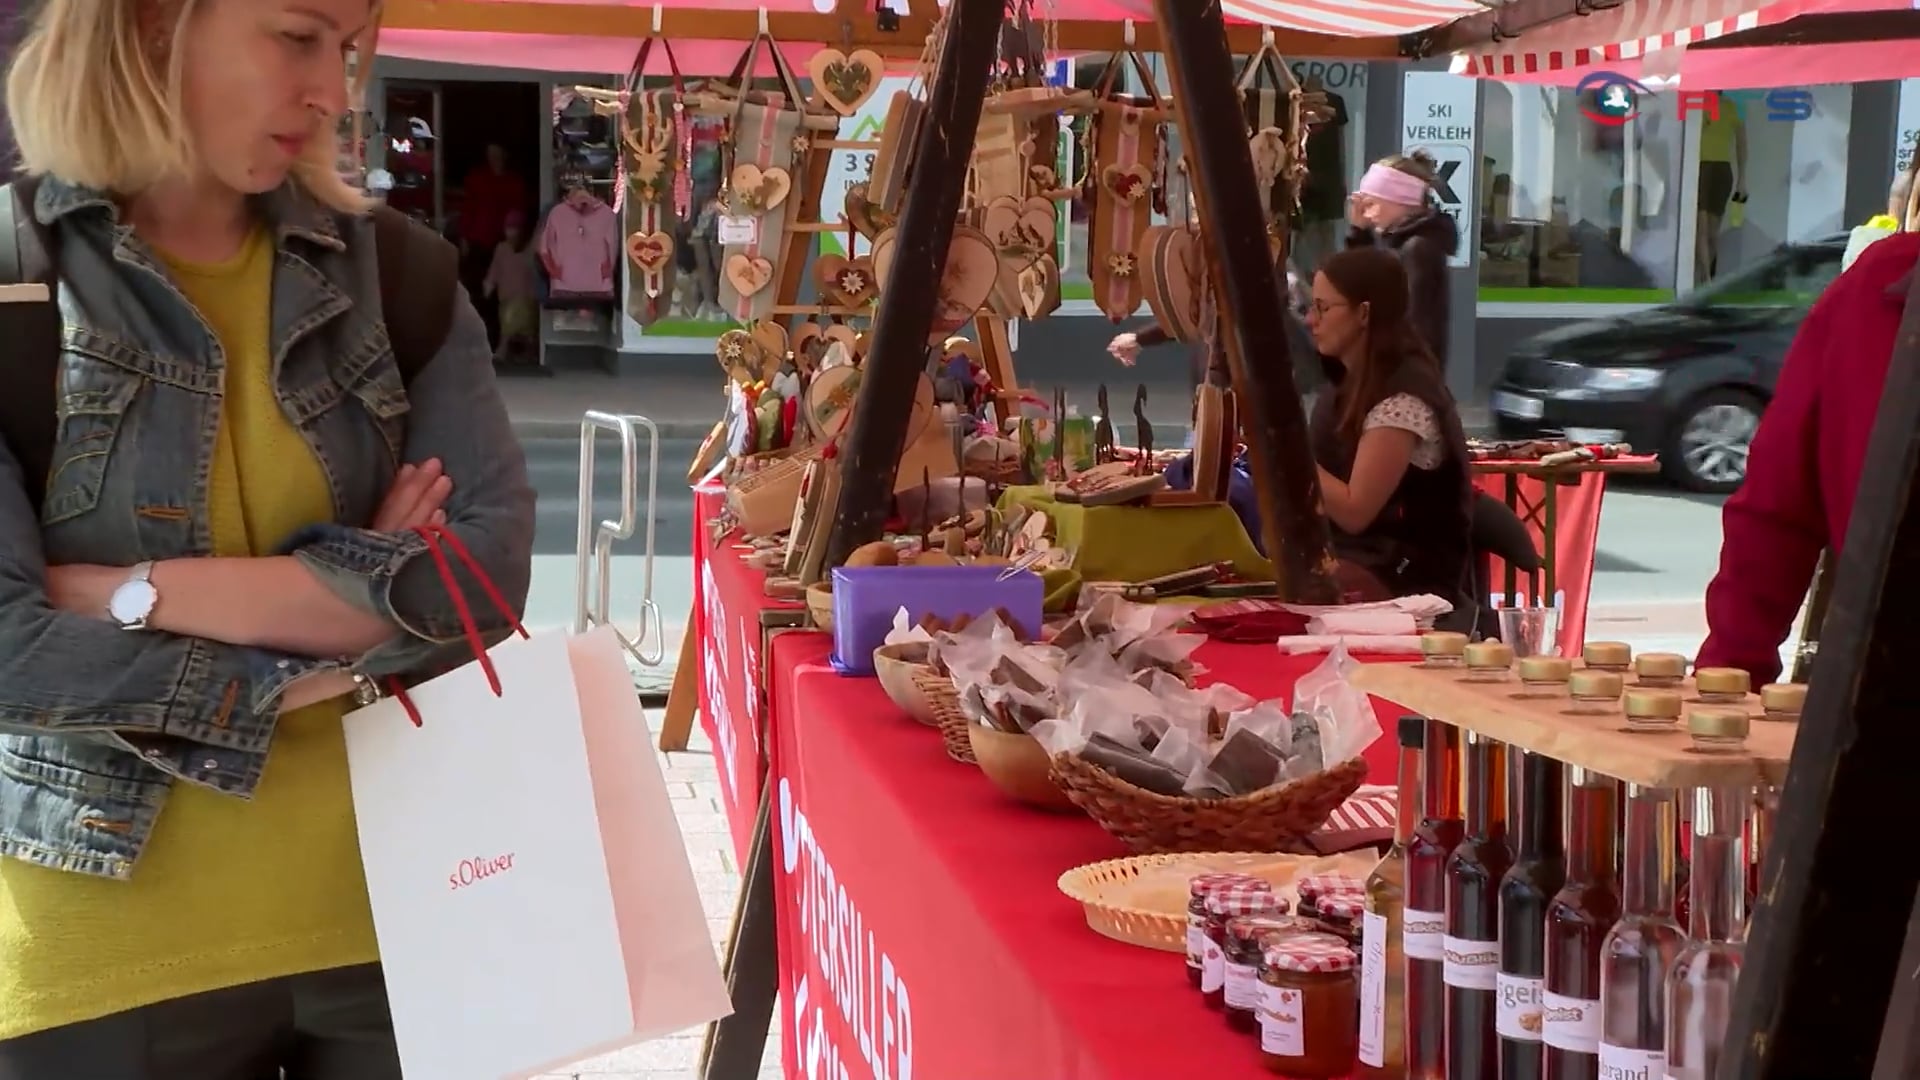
[437,80,541,351]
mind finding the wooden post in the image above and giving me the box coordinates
[822,0,1006,569]
[1151,0,1339,603]
[1720,279,1920,1075]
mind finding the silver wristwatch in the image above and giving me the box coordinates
[107,561,159,630]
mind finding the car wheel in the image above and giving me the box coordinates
[1664,389,1763,494]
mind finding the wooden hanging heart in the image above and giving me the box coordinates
[844,183,896,240]
[749,321,790,373]
[821,255,877,307]
[729,164,793,214]
[808,48,882,117]
[725,254,776,297]
[822,324,859,359]
[1018,255,1061,319]
[625,230,674,273]
[715,329,758,384]
[814,254,850,306]
[981,196,1025,254]
[928,225,998,341]
[1101,163,1152,204]
[790,322,825,371]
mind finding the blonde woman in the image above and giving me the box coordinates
[0,1,535,1075]
[1345,151,1459,374]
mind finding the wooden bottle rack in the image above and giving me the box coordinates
[1349,664,1798,788]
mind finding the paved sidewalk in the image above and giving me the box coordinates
[534,717,782,1080]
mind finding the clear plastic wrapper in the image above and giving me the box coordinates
[1287,642,1383,767]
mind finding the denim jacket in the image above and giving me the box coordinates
[0,177,536,879]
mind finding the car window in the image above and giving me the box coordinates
[1686,247,1842,308]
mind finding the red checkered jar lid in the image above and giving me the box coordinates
[1297,873,1364,902]
[1263,934,1358,974]
[1318,893,1365,920]
[1204,881,1280,918]
[1188,872,1264,901]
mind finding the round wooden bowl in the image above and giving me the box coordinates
[968,723,1079,812]
[805,581,834,633]
[872,643,938,725]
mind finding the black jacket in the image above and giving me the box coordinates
[1346,210,1459,373]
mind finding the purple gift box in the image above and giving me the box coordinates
[829,565,1046,676]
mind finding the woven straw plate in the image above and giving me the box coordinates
[1056,850,1376,952]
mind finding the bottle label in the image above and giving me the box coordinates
[1225,961,1260,1010]
[1201,934,1226,993]
[1404,906,1445,961]
[1185,916,1205,968]
[1258,981,1305,1057]
[1443,934,1499,991]
[1358,910,1389,1066]
[1597,1043,1666,1078]
[1542,990,1602,1053]
[1496,972,1545,1042]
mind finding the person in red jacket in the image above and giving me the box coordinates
[1694,231,1920,683]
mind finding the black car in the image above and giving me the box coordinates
[1488,234,1847,493]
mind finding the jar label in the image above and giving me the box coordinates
[1496,972,1544,1041]
[1541,990,1601,1053]
[1201,935,1226,993]
[1597,1043,1666,1077]
[1357,910,1389,1066]
[1442,934,1499,991]
[1258,981,1305,1057]
[1185,918,1206,968]
[1404,906,1445,961]
[1225,960,1260,1010]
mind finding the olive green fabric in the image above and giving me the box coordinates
[998,486,1275,586]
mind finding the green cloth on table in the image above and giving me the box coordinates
[998,486,1274,586]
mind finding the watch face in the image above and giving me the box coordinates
[109,580,158,625]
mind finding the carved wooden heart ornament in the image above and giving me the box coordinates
[928,226,998,341]
[724,254,775,297]
[749,320,790,369]
[821,323,860,361]
[625,230,674,273]
[729,164,792,214]
[843,183,896,240]
[1019,255,1061,319]
[814,254,877,308]
[807,48,883,117]
[1101,164,1152,204]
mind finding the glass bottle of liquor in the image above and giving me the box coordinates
[1543,768,1620,1080]
[1665,787,1748,1080]
[1597,784,1688,1077]
[1406,719,1464,1080]
[1359,716,1425,1078]
[1498,751,1565,1080]
[1444,732,1511,1078]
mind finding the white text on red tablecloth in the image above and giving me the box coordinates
[701,560,741,808]
[781,778,916,1080]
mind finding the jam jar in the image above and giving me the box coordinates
[1204,879,1279,1007]
[1294,873,1362,919]
[1224,913,1317,1033]
[1314,892,1364,948]
[1258,934,1360,1077]
[1188,873,1264,989]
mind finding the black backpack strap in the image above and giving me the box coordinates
[0,178,61,510]
[371,204,460,384]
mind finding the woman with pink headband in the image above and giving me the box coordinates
[1346,151,1459,374]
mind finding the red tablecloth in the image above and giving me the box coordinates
[766,632,1411,1080]
[1472,470,1609,655]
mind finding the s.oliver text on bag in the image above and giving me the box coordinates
[781,778,915,1080]
[448,852,517,891]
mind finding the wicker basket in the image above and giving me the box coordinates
[913,670,976,764]
[1048,754,1368,855]
[1056,852,1309,952]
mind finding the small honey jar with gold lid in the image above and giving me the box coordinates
[1759,682,1806,722]
[1515,655,1573,698]
[1463,640,1514,682]
[1694,667,1752,705]
[1689,706,1751,754]
[1420,631,1469,670]
[1581,640,1633,673]
[1634,652,1689,689]
[1623,688,1684,732]
[1566,668,1625,714]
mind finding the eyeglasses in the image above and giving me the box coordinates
[1310,299,1349,317]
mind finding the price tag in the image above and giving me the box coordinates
[718,215,759,245]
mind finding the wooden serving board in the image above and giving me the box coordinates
[1349,664,1797,788]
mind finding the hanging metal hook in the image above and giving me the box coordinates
[573,411,665,666]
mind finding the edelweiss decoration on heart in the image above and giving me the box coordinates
[807,48,883,117]
[813,253,877,308]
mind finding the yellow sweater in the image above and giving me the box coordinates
[0,228,378,1038]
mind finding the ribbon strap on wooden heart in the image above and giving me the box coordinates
[1092,103,1157,322]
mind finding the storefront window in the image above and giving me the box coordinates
[1703,85,1851,283]
[1479,83,1683,302]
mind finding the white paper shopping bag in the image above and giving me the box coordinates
[344,626,731,1080]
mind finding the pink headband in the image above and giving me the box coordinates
[1358,163,1430,207]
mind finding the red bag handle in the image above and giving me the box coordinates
[384,524,531,727]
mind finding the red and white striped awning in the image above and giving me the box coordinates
[1452,0,1819,76]
[1061,0,1491,36]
